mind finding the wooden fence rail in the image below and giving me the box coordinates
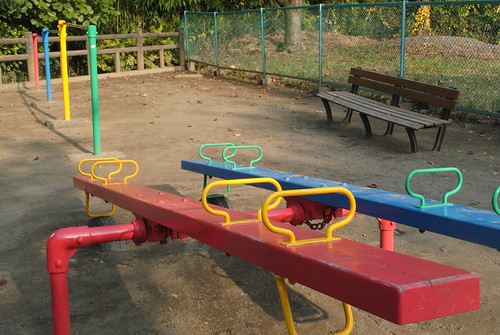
[0,28,185,84]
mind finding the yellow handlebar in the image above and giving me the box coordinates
[89,160,139,184]
[202,178,283,225]
[77,158,120,177]
[262,187,356,246]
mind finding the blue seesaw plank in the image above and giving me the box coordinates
[182,159,500,249]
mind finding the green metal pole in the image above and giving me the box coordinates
[87,25,101,156]
[318,4,323,88]
[184,11,189,62]
[260,8,267,80]
[214,12,219,72]
[399,0,407,77]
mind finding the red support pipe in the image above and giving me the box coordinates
[49,273,70,335]
[247,205,300,224]
[46,222,144,335]
[377,218,396,251]
[32,33,39,89]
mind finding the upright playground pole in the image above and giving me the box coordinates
[32,33,39,89]
[56,21,102,155]
[87,25,101,156]
[57,20,71,120]
[42,28,52,102]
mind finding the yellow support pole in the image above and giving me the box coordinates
[58,20,71,120]
[274,274,354,335]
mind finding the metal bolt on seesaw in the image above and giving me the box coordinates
[47,156,481,335]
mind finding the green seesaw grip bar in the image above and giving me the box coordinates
[493,185,500,215]
[222,145,263,169]
[405,167,463,209]
[198,143,235,164]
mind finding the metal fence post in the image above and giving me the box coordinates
[214,12,220,75]
[24,32,35,83]
[184,11,190,64]
[136,28,144,70]
[399,0,407,77]
[318,4,323,88]
[260,8,267,83]
[178,27,186,69]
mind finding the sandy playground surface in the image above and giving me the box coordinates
[0,69,499,334]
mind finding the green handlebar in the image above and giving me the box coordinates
[198,143,235,164]
[222,145,263,169]
[493,185,500,215]
[198,143,263,198]
[405,167,463,208]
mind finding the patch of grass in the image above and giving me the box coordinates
[208,35,498,116]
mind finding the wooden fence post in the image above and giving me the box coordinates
[115,52,121,72]
[178,27,185,69]
[159,48,165,68]
[24,32,35,83]
[136,28,144,70]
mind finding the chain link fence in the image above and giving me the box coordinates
[184,1,500,117]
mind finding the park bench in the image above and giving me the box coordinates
[317,67,460,153]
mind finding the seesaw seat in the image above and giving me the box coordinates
[74,175,480,324]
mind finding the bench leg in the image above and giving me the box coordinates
[406,128,418,153]
[432,125,447,151]
[321,98,334,124]
[320,98,352,124]
[346,109,353,123]
[384,122,395,136]
[360,113,373,137]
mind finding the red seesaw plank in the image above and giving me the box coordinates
[74,176,480,324]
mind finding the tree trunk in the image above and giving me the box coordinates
[277,0,302,50]
[284,8,302,49]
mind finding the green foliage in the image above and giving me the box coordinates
[1,0,115,33]
[429,4,499,44]
[0,20,27,83]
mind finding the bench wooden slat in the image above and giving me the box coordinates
[328,91,451,127]
[319,91,450,129]
[350,68,460,100]
[319,92,424,129]
[348,76,458,110]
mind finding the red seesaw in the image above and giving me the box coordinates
[46,159,480,335]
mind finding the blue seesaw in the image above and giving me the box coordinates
[182,144,500,250]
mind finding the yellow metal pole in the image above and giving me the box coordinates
[274,274,298,335]
[58,20,71,120]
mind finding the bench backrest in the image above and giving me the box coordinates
[348,67,460,111]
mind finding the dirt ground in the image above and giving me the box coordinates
[0,69,499,335]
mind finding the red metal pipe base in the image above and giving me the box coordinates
[46,223,139,335]
[378,218,397,251]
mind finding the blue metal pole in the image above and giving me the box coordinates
[399,0,407,77]
[42,28,52,102]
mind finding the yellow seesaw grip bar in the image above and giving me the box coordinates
[202,178,283,225]
[85,192,116,218]
[90,159,140,184]
[77,158,120,178]
[261,187,356,246]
